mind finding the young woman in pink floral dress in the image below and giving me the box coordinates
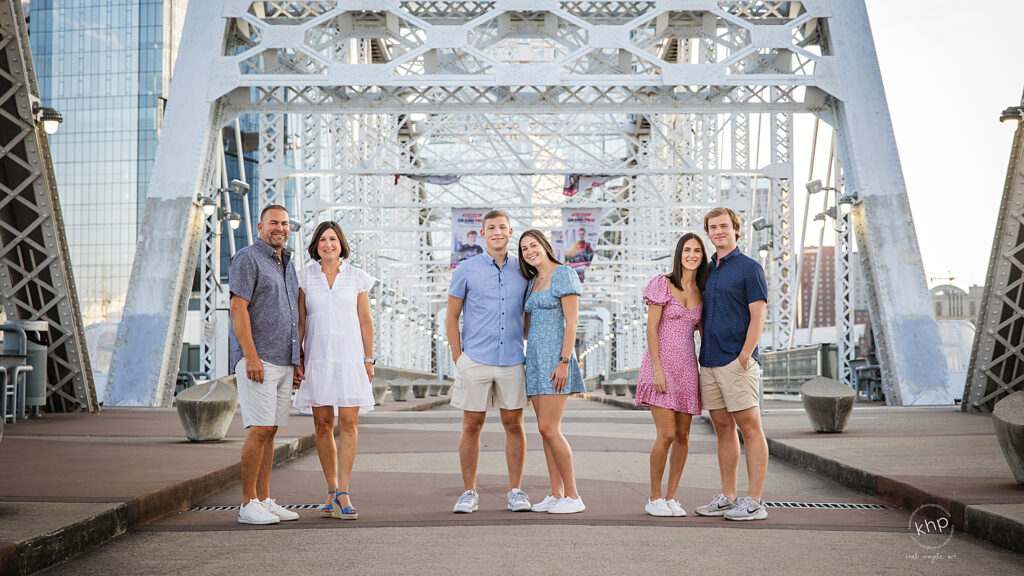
[634,233,708,517]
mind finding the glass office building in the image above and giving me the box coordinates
[29,0,189,326]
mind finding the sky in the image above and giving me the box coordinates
[862,0,1022,289]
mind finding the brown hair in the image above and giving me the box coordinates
[306,221,351,262]
[667,233,708,292]
[517,229,561,280]
[703,206,741,240]
[482,209,511,227]
[260,204,289,222]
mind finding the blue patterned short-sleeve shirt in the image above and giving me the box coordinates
[448,252,528,366]
[228,239,301,372]
[699,247,768,367]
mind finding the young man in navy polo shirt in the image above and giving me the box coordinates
[694,206,770,521]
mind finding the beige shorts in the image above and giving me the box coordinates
[450,353,527,412]
[700,358,761,413]
[235,359,294,428]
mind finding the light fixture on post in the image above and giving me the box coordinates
[758,243,771,259]
[838,192,858,215]
[806,179,827,195]
[226,211,242,230]
[999,105,1024,123]
[227,179,249,197]
[201,197,218,217]
[32,101,63,135]
[751,217,773,232]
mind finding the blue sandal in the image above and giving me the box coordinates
[320,490,338,518]
[334,491,358,520]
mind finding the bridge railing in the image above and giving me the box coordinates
[760,344,837,396]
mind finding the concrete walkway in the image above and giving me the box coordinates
[0,392,450,576]
[1,395,1022,575]
[581,393,1024,554]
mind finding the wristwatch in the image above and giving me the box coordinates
[363,356,375,365]
[559,356,570,364]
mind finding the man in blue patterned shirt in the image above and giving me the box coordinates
[694,206,771,521]
[228,204,301,525]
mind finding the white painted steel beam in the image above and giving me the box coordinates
[826,1,950,405]
[106,1,228,406]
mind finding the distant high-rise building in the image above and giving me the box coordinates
[799,246,870,329]
[28,0,190,326]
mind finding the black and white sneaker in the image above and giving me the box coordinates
[694,493,736,517]
[724,496,768,521]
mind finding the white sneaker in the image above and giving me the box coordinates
[694,493,736,517]
[548,496,585,514]
[453,489,479,513]
[261,498,299,521]
[666,499,687,517]
[507,488,532,512]
[724,496,768,521]
[645,498,673,517]
[531,495,559,512]
[238,499,280,525]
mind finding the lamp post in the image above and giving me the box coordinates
[816,190,859,389]
[752,217,778,351]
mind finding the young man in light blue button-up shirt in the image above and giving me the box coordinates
[446,210,533,513]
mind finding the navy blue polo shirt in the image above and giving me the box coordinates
[699,247,768,368]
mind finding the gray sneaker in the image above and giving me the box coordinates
[694,493,736,517]
[724,496,768,521]
[507,488,532,512]
[453,489,479,513]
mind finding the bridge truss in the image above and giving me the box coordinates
[105,0,948,407]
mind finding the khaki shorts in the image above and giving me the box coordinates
[235,359,294,428]
[450,354,527,412]
[700,358,761,413]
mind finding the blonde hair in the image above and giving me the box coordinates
[703,206,741,240]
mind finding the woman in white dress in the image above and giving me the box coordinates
[294,221,376,520]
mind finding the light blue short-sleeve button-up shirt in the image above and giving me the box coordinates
[448,252,529,366]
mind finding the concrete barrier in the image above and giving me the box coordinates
[800,376,855,433]
[371,383,389,406]
[389,378,412,402]
[412,381,429,398]
[993,391,1024,485]
[174,376,238,442]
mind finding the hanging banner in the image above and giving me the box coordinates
[550,230,564,263]
[451,208,486,268]
[562,174,618,197]
[561,207,601,282]
[396,174,463,186]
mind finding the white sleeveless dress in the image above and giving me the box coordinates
[293,261,376,413]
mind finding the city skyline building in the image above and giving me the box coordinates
[28,0,190,326]
[798,246,871,329]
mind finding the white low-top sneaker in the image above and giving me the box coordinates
[666,499,687,517]
[238,499,280,525]
[531,495,559,512]
[548,497,585,514]
[453,489,479,513]
[645,498,673,517]
[694,493,736,517]
[724,496,768,521]
[507,488,532,512]
[262,498,299,521]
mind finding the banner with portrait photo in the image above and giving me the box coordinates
[550,230,564,262]
[451,208,486,268]
[561,208,602,283]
